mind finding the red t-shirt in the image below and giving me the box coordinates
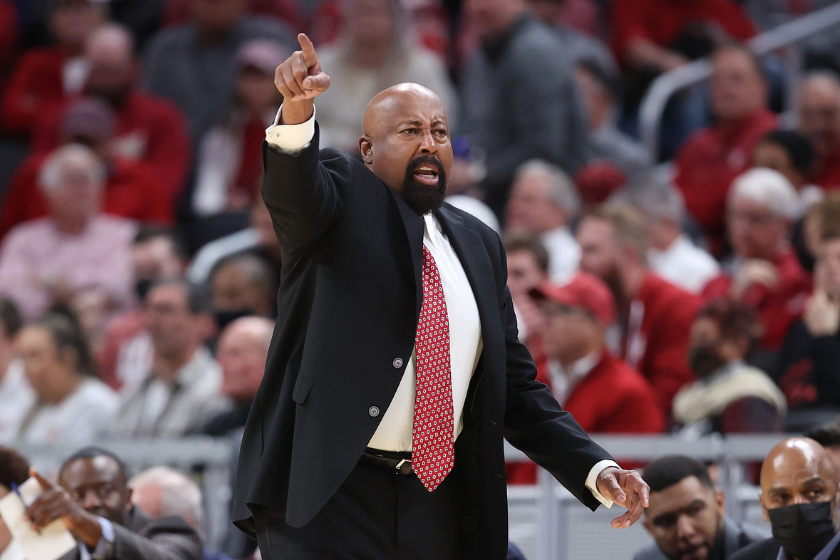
[622,273,701,418]
[674,109,779,255]
[32,92,193,201]
[1,47,67,137]
[0,153,174,239]
[701,250,812,350]
[611,0,756,63]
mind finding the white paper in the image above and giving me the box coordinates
[0,477,76,560]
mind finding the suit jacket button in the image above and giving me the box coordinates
[369,406,380,417]
[393,358,403,368]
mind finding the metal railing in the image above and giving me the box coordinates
[638,2,840,160]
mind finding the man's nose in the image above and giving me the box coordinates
[675,514,695,539]
[81,490,102,510]
[419,129,437,154]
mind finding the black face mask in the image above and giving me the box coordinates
[688,345,726,378]
[135,278,153,302]
[214,309,255,331]
[767,502,837,560]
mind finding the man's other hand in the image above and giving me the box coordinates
[596,466,649,529]
[26,469,102,547]
[275,33,330,124]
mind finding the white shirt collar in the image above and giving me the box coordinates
[547,352,600,404]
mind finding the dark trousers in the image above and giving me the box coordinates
[254,460,462,559]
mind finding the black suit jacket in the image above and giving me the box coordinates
[232,127,614,559]
[59,507,203,560]
[729,536,840,560]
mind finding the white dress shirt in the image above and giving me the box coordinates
[541,226,580,283]
[648,235,720,294]
[266,106,617,507]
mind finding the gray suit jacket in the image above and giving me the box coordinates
[633,517,769,560]
[59,507,203,560]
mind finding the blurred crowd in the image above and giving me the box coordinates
[2,0,840,557]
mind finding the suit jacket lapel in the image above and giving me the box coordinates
[387,187,424,316]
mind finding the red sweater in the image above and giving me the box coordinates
[674,109,779,255]
[507,351,665,484]
[0,153,174,239]
[622,273,701,417]
[32,92,192,201]
[611,0,755,64]
[701,250,811,350]
[1,47,67,137]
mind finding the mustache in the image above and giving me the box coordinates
[407,155,443,175]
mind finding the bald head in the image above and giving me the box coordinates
[220,316,274,349]
[84,24,135,103]
[798,72,840,158]
[217,316,273,403]
[359,83,453,215]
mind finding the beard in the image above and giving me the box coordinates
[86,84,130,108]
[402,155,447,216]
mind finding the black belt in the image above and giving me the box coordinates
[360,447,413,475]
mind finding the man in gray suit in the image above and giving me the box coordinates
[26,447,203,560]
[634,456,766,560]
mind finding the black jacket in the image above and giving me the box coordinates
[59,507,203,560]
[232,129,613,559]
[729,536,840,560]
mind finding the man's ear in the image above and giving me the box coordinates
[359,136,373,164]
[124,487,133,509]
[715,489,726,517]
[759,492,770,522]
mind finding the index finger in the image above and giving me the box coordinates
[298,33,318,65]
[30,468,53,491]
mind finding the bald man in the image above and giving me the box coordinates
[798,73,840,190]
[729,438,840,560]
[232,34,649,560]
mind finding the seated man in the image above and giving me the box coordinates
[0,446,31,560]
[27,447,203,560]
[503,233,551,351]
[209,254,276,331]
[797,72,840,191]
[674,299,787,436]
[703,169,812,353]
[110,280,228,437]
[729,437,840,560]
[634,455,767,560]
[0,144,137,320]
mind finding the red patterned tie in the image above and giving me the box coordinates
[412,245,455,492]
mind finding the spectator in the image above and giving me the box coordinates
[110,280,227,437]
[629,184,721,295]
[505,160,581,283]
[312,0,457,153]
[164,0,299,31]
[98,226,188,393]
[445,195,500,233]
[577,204,701,417]
[634,455,767,560]
[143,0,294,143]
[1,0,106,137]
[753,130,822,218]
[33,24,192,201]
[209,255,276,331]
[0,299,33,443]
[807,419,840,475]
[0,98,174,238]
[775,222,840,414]
[192,40,284,218]
[14,313,119,444]
[532,273,665,434]
[27,446,204,560]
[575,60,651,182]
[797,71,840,191]
[130,467,236,560]
[674,299,786,436]
[729,438,840,560]
[674,46,778,256]
[0,447,30,560]
[0,144,137,320]
[460,0,594,215]
[187,199,281,286]
[702,169,812,352]
[503,233,550,346]
[203,317,273,436]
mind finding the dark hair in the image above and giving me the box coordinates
[59,446,128,483]
[697,298,762,352]
[0,447,30,490]
[0,299,22,341]
[806,417,840,449]
[147,278,212,315]
[759,130,816,175]
[209,253,274,292]
[132,225,188,260]
[30,313,99,378]
[502,233,550,274]
[643,455,715,493]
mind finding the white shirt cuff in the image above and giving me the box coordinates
[585,459,620,508]
[265,105,316,153]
